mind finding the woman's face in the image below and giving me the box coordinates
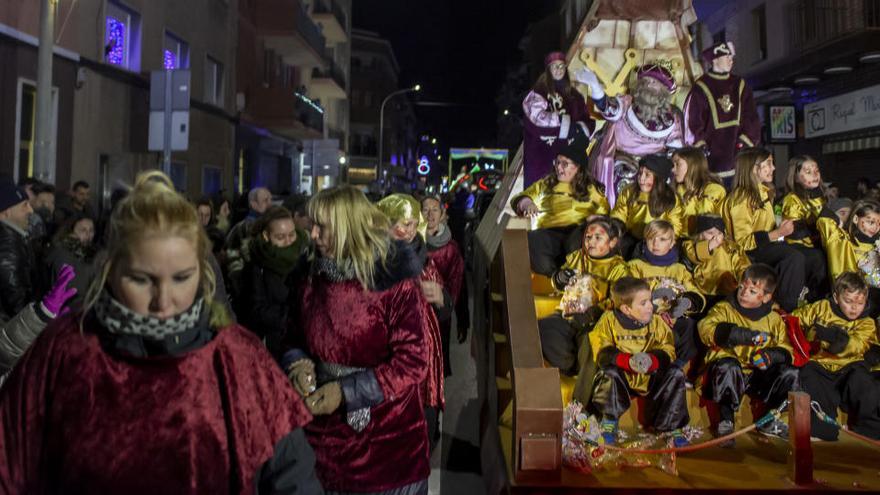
[390,218,419,243]
[109,235,200,320]
[638,167,655,193]
[646,229,675,257]
[671,155,688,185]
[72,218,95,246]
[197,205,212,226]
[797,160,822,189]
[855,210,880,237]
[549,61,566,81]
[264,218,297,248]
[554,155,579,183]
[422,198,445,232]
[310,221,334,258]
[583,223,616,258]
[754,155,775,183]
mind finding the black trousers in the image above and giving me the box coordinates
[748,242,806,312]
[589,365,689,432]
[788,244,828,302]
[799,361,880,440]
[673,317,698,366]
[527,226,584,276]
[703,357,799,422]
[538,314,586,376]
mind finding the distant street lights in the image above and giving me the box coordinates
[378,84,421,184]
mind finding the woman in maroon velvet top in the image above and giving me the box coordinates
[0,171,321,495]
[283,186,431,494]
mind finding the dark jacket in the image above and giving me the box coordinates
[0,222,36,323]
[44,237,98,311]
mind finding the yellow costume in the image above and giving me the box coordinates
[781,192,825,248]
[511,180,609,229]
[683,239,751,296]
[698,300,792,370]
[589,311,675,393]
[678,183,727,236]
[610,188,686,239]
[793,299,876,372]
[721,184,775,252]
[557,251,629,308]
[817,213,877,282]
[627,258,706,310]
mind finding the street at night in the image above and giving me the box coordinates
[2,0,880,493]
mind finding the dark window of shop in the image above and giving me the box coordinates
[18,83,36,180]
[752,4,767,61]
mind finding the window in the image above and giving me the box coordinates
[163,31,189,69]
[104,2,141,71]
[204,55,224,106]
[202,166,222,195]
[170,162,187,192]
[752,4,767,61]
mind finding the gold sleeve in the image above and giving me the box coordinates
[766,315,794,358]
[705,183,727,214]
[589,312,617,363]
[650,317,676,361]
[781,194,807,222]
[817,216,858,280]
[698,303,726,347]
[510,180,545,213]
[665,198,687,238]
[592,186,610,216]
[838,319,877,361]
[608,263,630,284]
[722,193,759,252]
[792,302,820,333]
[610,188,630,224]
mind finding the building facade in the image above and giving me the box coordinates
[695,0,880,195]
[348,29,418,191]
[235,0,351,196]
[1,0,239,209]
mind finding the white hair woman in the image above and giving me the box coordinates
[0,171,321,494]
[283,185,431,494]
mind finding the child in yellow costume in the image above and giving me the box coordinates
[671,147,726,236]
[698,264,797,447]
[795,273,880,441]
[588,277,689,447]
[781,155,828,300]
[683,214,750,299]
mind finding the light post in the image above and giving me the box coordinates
[378,84,420,187]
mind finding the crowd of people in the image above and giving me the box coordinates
[0,169,468,493]
[515,43,880,448]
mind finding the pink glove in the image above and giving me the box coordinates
[42,264,78,316]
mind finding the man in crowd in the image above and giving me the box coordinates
[0,178,36,322]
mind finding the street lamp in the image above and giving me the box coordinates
[378,84,421,187]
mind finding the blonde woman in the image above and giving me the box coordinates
[722,148,804,311]
[283,185,431,494]
[0,171,320,494]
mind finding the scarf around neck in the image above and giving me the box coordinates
[426,223,452,250]
[95,290,204,340]
[251,236,302,277]
[642,244,679,267]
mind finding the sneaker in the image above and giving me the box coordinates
[716,419,735,448]
[757,419,789,440]
[600,418,619,446]
[669,429,689,448]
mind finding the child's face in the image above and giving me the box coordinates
[390,219,419,243]
[736,278,773,309]
[583,224,616,258]
[796,160,822,189]
[699,227,723,241]
[834,289,867,320]
[646,230,675,257]
[671,155,688,184]
[638,167,655,193]
[620,289,654,324]
[855,210,880,237]
[554,155,579,183]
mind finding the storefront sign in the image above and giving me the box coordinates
[805,83,880,138]
[769,106,796,141]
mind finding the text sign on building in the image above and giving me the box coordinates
[804,84,880,138]
[769,106,796,141]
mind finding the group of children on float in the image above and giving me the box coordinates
[512,125,880,447]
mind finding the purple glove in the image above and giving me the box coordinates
[42,264,77,316]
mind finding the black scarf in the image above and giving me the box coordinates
[613,309,648,330]
[250,236,302,278]
[727,294,773,321]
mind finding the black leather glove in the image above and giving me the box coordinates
[814,324,849,355]
[864,344,880,367]
[715,323,769,348]
[553,269,576,290]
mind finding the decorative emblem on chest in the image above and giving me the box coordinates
[717,94,734,113]
[548,93,565,113]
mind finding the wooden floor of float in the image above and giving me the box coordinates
[498,274,880,491]
[500,420,880,491]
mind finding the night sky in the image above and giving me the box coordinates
[353,0,561,151]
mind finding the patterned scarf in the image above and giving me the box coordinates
[95,290,204,340]
[314,257,356,282]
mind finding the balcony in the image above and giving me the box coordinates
[255,0,326,67]
[791,0,880,53]
[312,0,347,44]
[247,86,324,140]
[311,61,347,99]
